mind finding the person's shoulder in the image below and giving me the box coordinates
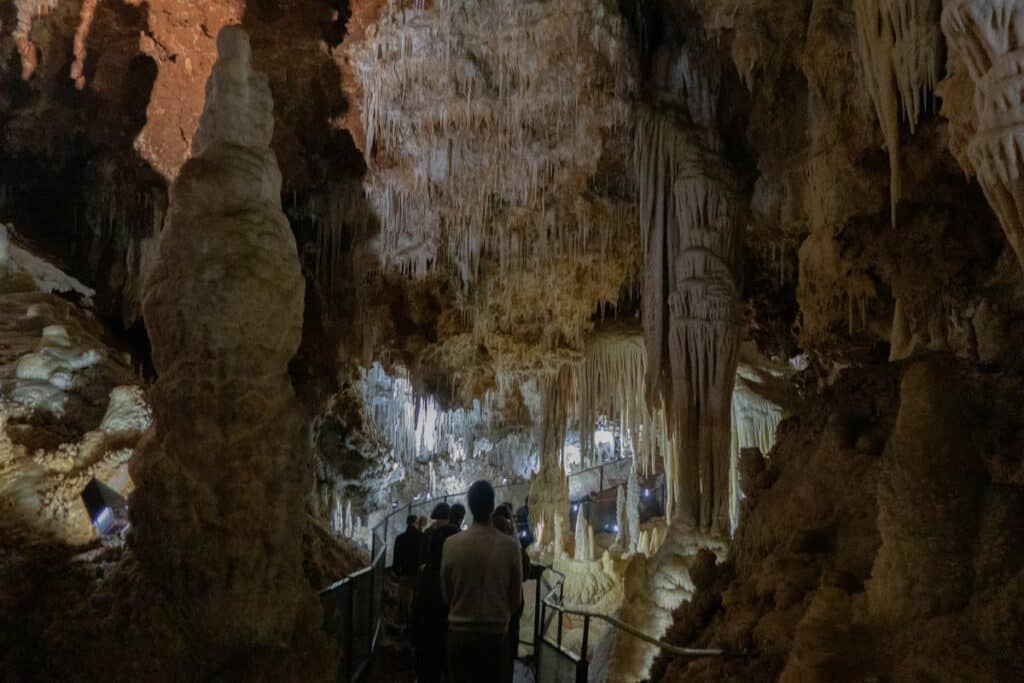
[497,530,520,552]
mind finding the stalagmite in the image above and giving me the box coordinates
[130,26,324,667]
[574,506,594,562]
[854,0,943,225]
[942,0,1024,273]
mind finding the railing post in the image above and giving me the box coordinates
[346,583,355,683]
[598,465,604,492]
[557,609,564,649]
[537,591,545,673]
[577,614,591,683]
[367,563,375,656]
[580,614,590,661]
[533,573,542,656]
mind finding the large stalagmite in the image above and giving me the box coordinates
[130,25,323,665]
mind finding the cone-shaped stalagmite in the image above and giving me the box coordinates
[130,25,323,665]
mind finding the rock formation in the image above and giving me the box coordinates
[943,0,1024,273]
[130,25,324,672]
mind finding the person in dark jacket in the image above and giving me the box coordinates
[419,502,451,566]
[392,515,421,628]
[411,527,450,683]
[447,503,467,531]
[393,515,422,578]
[493,504,525,682]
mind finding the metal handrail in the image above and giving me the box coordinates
[539,568,755,660]
[319,544,385,595]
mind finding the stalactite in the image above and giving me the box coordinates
[354,363,538,505]
[70,0,100,90]
[577,327,672,477]
[346,0,638,348]
[574,505,594,561]
[942,0,1024,273]
[853,0,943,225]
[12,0,56,79]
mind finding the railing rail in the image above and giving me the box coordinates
[534,567,755,683]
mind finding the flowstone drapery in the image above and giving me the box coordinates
[637,106,744,536]
[942,0,1024,273]
[593,53,744,681]
[130,26,323,665]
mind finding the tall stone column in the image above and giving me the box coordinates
[130,26,321,662]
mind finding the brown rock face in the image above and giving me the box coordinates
[130,24,321,664]
[133,0,245,180]
[868,358,984,622]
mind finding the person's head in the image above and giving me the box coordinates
[406,515,418,528]
[430,502,451,522]
[417,515,427,529]
[467,480,495,523]
[493,515,514,536]
[493,505,511,522]
[449,503,466,527]
[499,502,514,518]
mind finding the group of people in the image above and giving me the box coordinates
[392,481,539,683]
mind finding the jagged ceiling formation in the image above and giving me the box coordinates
[340,0,641,385]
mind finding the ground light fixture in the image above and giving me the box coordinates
[80,478,128,536]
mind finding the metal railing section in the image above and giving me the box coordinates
[319,524,387,683]
[317,481,529,682]
[534,568,755,682]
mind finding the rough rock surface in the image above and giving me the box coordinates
[650,358,1024,682]
[0,226,145,545]
[130,25,327,675]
